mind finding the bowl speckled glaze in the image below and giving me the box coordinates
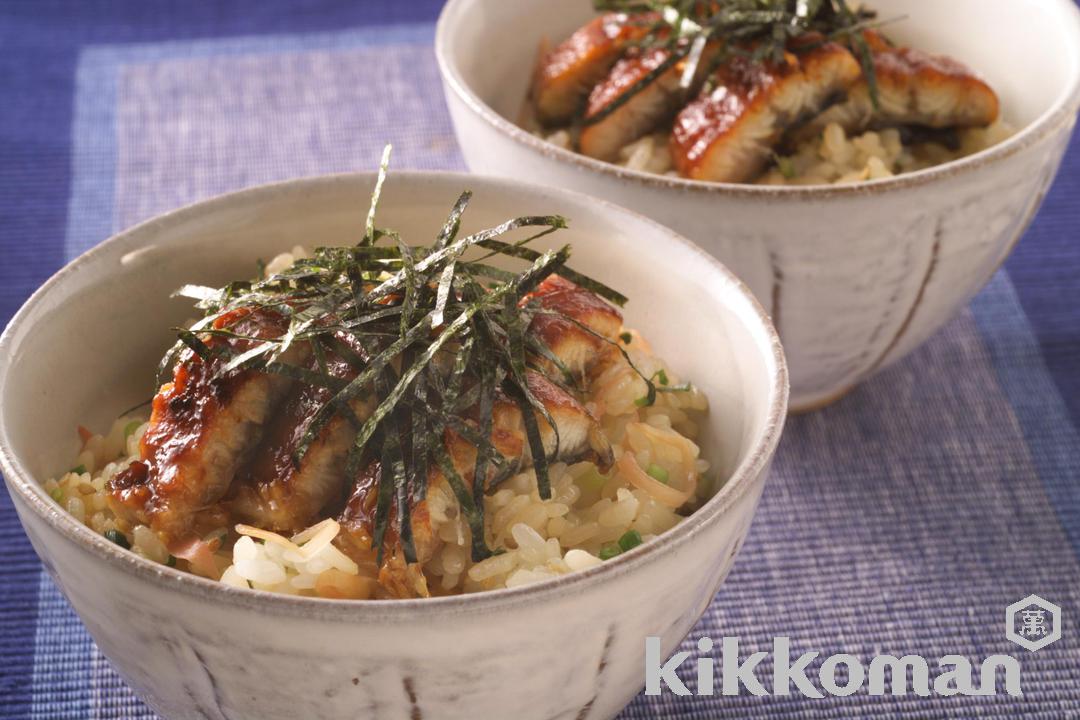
[436,0,1080,411]
[0,172,787,720]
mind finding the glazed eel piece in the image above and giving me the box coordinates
[790,30,1000,144]
[335,275,625,596]
[226,334,376,534]
[107,308,306,549]
[577,36,721,163]
[670,38,862,182]
[578,46,688,162]
[336,368,616,598]
[532,12,654,126]
[525,273,623,379]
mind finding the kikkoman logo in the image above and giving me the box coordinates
[1006,594,1061,652]
[645,638,1023,698]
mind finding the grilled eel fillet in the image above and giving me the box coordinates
[227,335,376,534]
[335,276,624,595]
[107,308,306,547]
[532,13,652,126]
[671,40,862,183]
[790,31,999,144]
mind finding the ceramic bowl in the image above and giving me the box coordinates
[0,172,787,719]
[436,0,1080,411]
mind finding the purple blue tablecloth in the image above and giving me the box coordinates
[2,2,1079,717]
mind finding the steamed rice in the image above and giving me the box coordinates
[757,120,1014,186]
[540,120,1013,185]
[45,276,712,599]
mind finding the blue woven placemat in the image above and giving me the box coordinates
[2,2,1079,717]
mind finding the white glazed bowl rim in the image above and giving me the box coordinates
[435,0,1080,199]
[0,170,789,620]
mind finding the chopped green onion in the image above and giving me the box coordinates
[578,467,608,492]
[105,529,130,549]
[598,543,622,561]
[619,331,633,344]
[655,369,669,386]
[69,465,86,475]
[646,464,669,484]
[634,396,650,407]
[776,155,796,179]
[618,529,643,552]
[123,420,141,438]
[49,488,63,502]
[166,555,177,568]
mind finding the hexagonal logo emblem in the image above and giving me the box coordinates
[1006,594,1061,652]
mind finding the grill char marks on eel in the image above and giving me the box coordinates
[335,275,623,596]
[227,333,376,534]
[532,13,653,126]
[525,274,623,380]
[790,30,1000,144]
[671,39,862,183]
[107,308,306,549]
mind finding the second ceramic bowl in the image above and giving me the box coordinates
[436,0,1080,410]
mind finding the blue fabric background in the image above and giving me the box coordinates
[0,1,1078,717]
